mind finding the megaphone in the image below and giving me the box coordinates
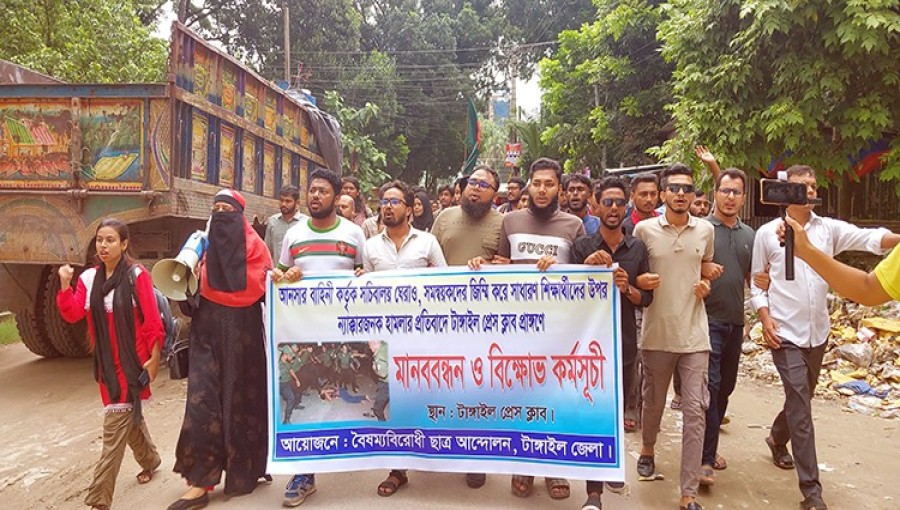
[152,230,208,301]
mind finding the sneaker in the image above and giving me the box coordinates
[581,493,602,510]
[284,474,317,507]
[604,481,626,494]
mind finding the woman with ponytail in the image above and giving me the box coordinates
[57,218,164,510]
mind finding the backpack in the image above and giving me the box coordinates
[128,266,179,356]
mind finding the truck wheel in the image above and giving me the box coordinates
[15,306,61,358]
[40,266,91,357]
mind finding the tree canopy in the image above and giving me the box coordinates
[539,0,672,173]
[654,0,900,185]
[0,0,167,83]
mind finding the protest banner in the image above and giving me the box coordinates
[266,265,623,481]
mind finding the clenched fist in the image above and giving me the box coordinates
[58,264,75,289]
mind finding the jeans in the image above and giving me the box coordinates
[701,322,743,466]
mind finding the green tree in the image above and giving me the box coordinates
[0,0,167,83]
[655,0,900,188]
[539,0,672,173]
[322,91,391,191]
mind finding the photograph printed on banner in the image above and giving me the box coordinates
[277,341,391,425]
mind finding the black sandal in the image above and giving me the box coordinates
[765,436,794,470]
[637,455,655,477]
[377,470,408,497]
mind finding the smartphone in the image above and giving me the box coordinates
[759,179,808,206]
[138,369,150,387]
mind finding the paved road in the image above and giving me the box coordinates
[1,342,897,509]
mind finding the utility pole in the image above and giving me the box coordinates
[178,0,187,22]
[508,49,519,176]
[594,83,607,173]
[283,1,292,84]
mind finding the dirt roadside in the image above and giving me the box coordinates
[1,342,897,510]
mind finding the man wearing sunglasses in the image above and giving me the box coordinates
[571,176,653,510]
[633,163,715,510]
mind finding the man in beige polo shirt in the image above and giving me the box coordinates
[633,163,714,510]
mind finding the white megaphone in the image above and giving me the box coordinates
[152,230,208,301]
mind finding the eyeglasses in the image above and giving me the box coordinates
[467,178,495,190]
[379,198,407,207]
[666,183,694,194]
[717,187,744,197]
[600,198,627,207]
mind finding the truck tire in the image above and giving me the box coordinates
[15,306,61,358]
[40,266,91,358]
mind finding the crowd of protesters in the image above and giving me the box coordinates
[58,146,899,510]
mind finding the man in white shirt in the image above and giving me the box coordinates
[750,165,899,510]
[363,180,447,498]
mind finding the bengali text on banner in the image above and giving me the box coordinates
[265,265,623,480]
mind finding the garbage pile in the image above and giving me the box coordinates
[741,296,900,419]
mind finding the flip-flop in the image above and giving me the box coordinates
[624,419,637,433]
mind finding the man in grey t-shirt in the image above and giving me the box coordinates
[469,158,584,501]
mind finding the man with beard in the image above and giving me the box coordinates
[633,164,714,510]
[337,194,356,221]
[565,174,600,236]
[470,157,584,501]
[272,169,366,507]
[622,173,660,236]
[690,190,711,218]
[571,177,653,510]
[265,185,305,259]
[431,165,503,266]
[697,168,754,487]
[169,189,272,510]
[429,165,501,491]
[363,180,446,498]
[498,177,526,213]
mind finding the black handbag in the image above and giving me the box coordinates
[168,338,190,379]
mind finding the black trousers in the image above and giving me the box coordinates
[770,341,826,500]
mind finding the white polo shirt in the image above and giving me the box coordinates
[363,227,447,272]
[750,213,889,348]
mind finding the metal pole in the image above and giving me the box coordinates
[283,2,291,84]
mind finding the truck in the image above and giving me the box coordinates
[0,23,330,357]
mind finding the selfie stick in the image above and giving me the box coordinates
[783,209,795,281]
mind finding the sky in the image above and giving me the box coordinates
[153,2,542,118]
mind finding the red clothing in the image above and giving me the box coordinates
[629,207,659,226]
[200,220,272,307]
[57,265,164,406]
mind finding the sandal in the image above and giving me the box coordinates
[637,455,655,478]
[713,455,727,470]
[698,465,715,486]
[624,419,637,433]
[136,468,155,484]
[510,475,534,497]
[377,470,408,497]
[801,495,828,510]
[545,477,570,499]
[765,436,794,470]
